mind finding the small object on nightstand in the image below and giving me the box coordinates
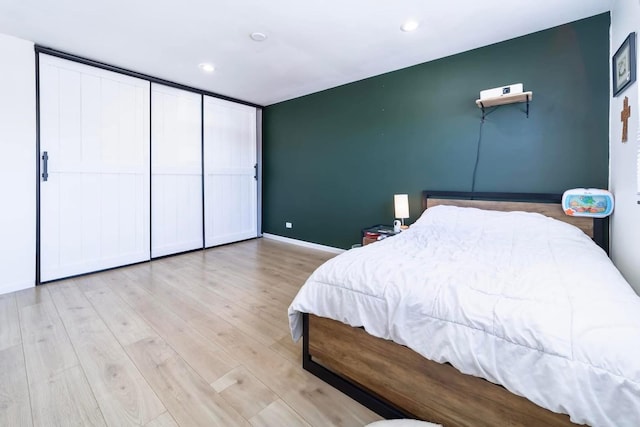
[362,225,400,246]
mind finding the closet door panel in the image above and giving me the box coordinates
[80,173,101,262]
[151,84,203,258]
[40,55,150,282]
[203,96,257,247]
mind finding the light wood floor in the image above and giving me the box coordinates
[0,238,382,427]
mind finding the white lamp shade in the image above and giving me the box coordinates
[394,194,409,219]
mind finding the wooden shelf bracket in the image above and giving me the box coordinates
[476,91,533,121]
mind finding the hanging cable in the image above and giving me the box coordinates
[471,106,500,192]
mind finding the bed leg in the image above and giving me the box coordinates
[302,312,311,369]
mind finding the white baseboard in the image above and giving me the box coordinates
[262,233,346,254]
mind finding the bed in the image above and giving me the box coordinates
[288,191,640,427]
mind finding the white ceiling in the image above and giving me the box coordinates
[0,0,611,106]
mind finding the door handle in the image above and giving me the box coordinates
[42,151,48,181]
[254,163,257,181]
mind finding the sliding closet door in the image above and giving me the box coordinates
[39,55,150,282]
[203,96,258,247]
[151,84,203,257]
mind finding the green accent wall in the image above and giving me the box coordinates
[263,13,610,249]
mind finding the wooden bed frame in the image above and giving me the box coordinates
[302,191,609,426]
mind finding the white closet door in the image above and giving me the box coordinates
[40,55,150,282]
[203,96,258,247]
[151,84,202,257]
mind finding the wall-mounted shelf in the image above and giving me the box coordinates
[475,91,533,120]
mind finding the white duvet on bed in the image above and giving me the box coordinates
[288,205,640,427]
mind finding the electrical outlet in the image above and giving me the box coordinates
[285,222,292,229]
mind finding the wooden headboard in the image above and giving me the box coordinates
[422,191,608,253]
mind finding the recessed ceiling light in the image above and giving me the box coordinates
[400,20,419,32]
[250,32,268,42]
[198,63,215,73]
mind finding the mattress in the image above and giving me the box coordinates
[288,205,640,427]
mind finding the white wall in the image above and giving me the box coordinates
[610,0,640,294]
[0,33,36,294]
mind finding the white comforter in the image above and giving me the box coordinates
[288,205,640,427]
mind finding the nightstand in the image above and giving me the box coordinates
[361,224,400,246]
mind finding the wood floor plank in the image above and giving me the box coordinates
[106,279,240,383]
[73,270,128,294]
[48,284,166,426]
[270,334,303,365]
[209,239,334,287]
[211,366,279,419]
[0,293,21,351]
[30,366,106,427]
[189,315,308,397]
[182,267,291,332]
[144,412,179,427]
[281,376,382,427]
[180,242,315,303]
[124,264,285,348]
[20,301,78,383]
[0,345,32,427]
[14,285,52,310]
[158,272,286,347]
[126,336,249,427]
[249,399,312,427]
[84,287,157,347]
[120,269,212,322]
[188,313,257,350]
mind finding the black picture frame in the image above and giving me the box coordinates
[612,32,636,97]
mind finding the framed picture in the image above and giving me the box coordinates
[612,32,636,97]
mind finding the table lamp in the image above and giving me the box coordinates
[394,194,410,229]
